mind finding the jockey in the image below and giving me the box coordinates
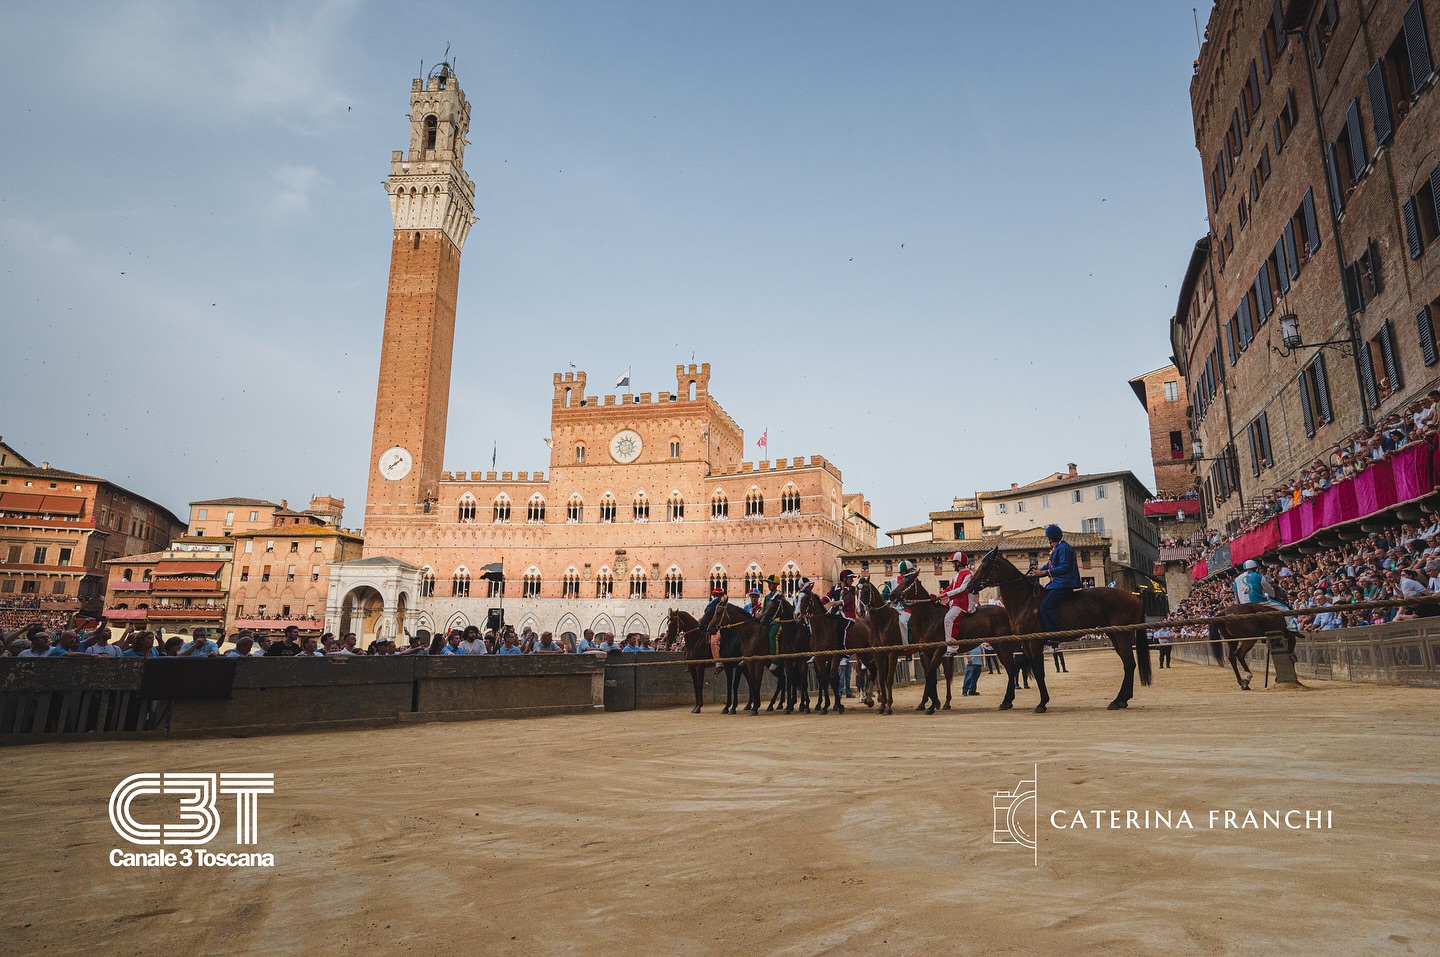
[1030,525,1080,633]
[747,586,763,617]
[699,585,728,669]
[759,575,793,656]
[827,569,859,620]
[937,551,978,640]
[1233,559,1291,613]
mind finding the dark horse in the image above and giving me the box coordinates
[794,591,847,714]
[888,574,1018,714]
[665,609,735,713]
[1208,604,1300,690]
[764,615,811,714]
[710,600,779,715]
[968,548,1151,712]
[842,580,907,714]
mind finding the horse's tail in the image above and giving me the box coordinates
[1135,627,1152,687]
[1208,622,1225,665]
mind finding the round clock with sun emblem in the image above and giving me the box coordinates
[608,429,643,464]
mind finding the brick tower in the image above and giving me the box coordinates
[366,62,476,519]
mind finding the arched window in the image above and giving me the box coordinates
[122,568,133,582]
[576,445,585,463]
[781,485,801,514]
[595,566,614,598]
[780,563,800,596]
[458,494,477,522]
[487,574,505,598]
[492,494,511,524]
[745,488,764,517]
[563,387,572,408]
[420,566,436,597]
[711,490,728,520]
[629,565,648,598]
[452,567,470,598]
[709,566,728,594]
[424,114,438,150]
[744,564,763,594]
[667,491,684,522]
[599,493,617,523]
[522,567,542,597]
[567,493,583,523]
[143,569,152,581]
[527,494,546,524]
[664,566,684,599]
[562,567,581,598]
[633,492,650,523]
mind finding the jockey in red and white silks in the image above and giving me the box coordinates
[938,551,977,640]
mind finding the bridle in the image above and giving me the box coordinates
[667,610,700,640]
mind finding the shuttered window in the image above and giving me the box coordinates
[1238,296,1254,348]
[1404,0,1434,94]
[1417,305,1438,366]
[1345,99,1367,182]
[1227,319,1239,364]
[1360,342,1380,408]
[1248,421,1261,476]
[1380,319,1402,390]
[1274,237,1291,294]
[1403,198,1423,259]
[1302,188,1321,253]
[1314,353,1332,421]
[1367,60,1393,147]
[1431,164,1440,233]
[1298,370,1316,437]
[1256,263,1274,318]
[1326,144,1346,214]
[1284,220,1300,279]
[1257,411,1273,464]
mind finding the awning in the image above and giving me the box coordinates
[39,495,85,516]
[0,492,46,512]
[153,560,225,577]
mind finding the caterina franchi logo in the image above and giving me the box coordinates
[107,773,276,868]
[991,764,1334,865]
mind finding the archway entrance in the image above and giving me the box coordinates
[340,586,385,647]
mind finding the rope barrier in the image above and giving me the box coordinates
[605,596,1440,669]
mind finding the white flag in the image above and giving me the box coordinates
[616,367,630,388]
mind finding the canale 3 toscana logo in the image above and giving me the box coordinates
[107,773,276,868]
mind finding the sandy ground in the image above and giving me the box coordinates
[3,650,1438,957]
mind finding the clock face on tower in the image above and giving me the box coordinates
[609,429,643,464]
[379,446,414,480]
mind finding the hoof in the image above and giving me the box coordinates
[835,704,844,714]
[1107,700,1128,710]
[925,706,936,716]
[784,707,794,715]
[942,703,952,711]
[691,706,702,714]
[1033,704,1047,714]
[999,701,1013,710]
[915,703,926,712]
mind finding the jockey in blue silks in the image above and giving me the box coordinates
[1030,524,1081,633]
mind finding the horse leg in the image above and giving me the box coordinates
[1030,641,1053,713]
[723,662,738,713]
[798,662,811,713]
[1107,635,1136,710]
[942,657,954,710]
[748,663,764,715]
[994,647,1018,710]
[885,652,898,715]
[1234,640,1255,690]
[690,664,704,714]
[831,665,844,714]
[860,656,875,708]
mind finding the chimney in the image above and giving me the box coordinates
[41,461,49,470]
[1067,463,1078,477]
[1010,483,1018,491]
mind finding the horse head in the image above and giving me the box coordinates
[968,548,1005,593]
[889,572,929,605]
[857,578,884,609]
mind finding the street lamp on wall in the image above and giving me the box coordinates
[1272,312,1356,358]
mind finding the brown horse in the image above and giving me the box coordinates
[764,615,811,714]
[664,609,727,713]
[711,601,776,715]
[794,592,845,714]
[887,575,1019,714]
[968,548,1151,712]
[843,580,906,714]
[1208,604,1300,690]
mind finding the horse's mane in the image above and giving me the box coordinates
[722,601,755,621]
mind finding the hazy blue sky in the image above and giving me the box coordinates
[0,1,1211,532]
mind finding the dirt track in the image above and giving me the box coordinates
[3,651,1438,957]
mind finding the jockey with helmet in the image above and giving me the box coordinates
[758,574,794,651]
[827,569,860,620]
[937,551,978,641]
[1029,525,1081,633]
[699,583,728,669]
[1233,559,1292,614]
[747,586,764,617]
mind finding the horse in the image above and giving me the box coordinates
[763,616,811,714]
[842,580,907,714]
[1208,603,1300,690]
[967,548,1151,712]
[710,601,776,715]
[664,609,737,714]
[887,574,1018,714]
[794,591,849,714]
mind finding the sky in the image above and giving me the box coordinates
[0,0,1213,534]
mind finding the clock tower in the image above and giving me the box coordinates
[366,62,476,519]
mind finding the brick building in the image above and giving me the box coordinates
[1178,0,1440,533]
[228,524,363,634]
[1128,364,1195,497]
[0,445,184,625]
[328,65,873,645]
[102,538,233,636]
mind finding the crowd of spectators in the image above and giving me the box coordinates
[0,619,686,659]
[1165,514,1440,645]
[1185,393,1440,567]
